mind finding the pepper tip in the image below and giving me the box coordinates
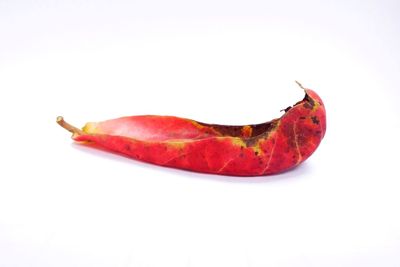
[295,80,306,91]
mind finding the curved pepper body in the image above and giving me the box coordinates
[58,88,326,176]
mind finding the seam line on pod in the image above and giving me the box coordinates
[262,135,278,174]
[217,158,235,173]
[293,120,303,164]
[162,153,187,165]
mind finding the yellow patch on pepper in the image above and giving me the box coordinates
[165,140,186,149]
[82,122,99,134]
[230,137,247,147]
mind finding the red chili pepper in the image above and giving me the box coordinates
[57,82,326,176]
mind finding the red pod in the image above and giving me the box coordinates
[57,82,326,176]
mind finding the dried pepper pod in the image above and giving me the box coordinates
[57,82,326,176]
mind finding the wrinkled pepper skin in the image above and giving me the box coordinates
[57,87,326,176]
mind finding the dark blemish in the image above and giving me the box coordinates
[197,119,277,138]
[300,116,306,120]
[125,144,131,151]
[244,138,256,147]
[254,151,259,156]
[311,116,320,125]
[281,106,292,113]
[241,146,244,150]
[303,102,313,109]
[316,130,322,135]
[302,94,315,109]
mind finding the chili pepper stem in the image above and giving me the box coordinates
[295,80,306,90]
[57,116,85,136]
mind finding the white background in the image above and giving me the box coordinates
[1,0,400,266]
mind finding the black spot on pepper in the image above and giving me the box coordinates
[254,151,259,156]
[311,116,320,125]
